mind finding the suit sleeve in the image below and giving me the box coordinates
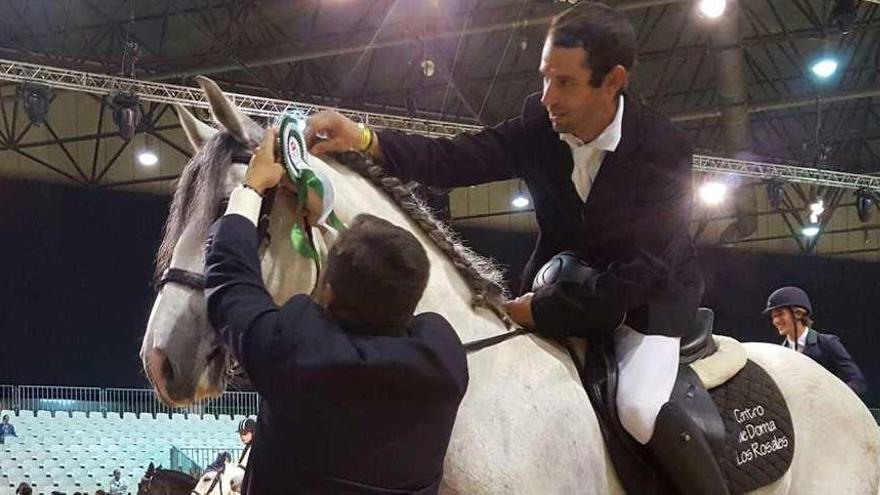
[204,214,286,397]
[531,138,701,338]
[824,335,868,397]
[377,117,525,188]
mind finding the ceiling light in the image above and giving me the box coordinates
[22,84,50,126]
[698,0,727,19]
[811,58,838,79]
[802,225,820,237]
[808,199,825,224]
[511,193,530,209]
[699,181,727,206]
[856,190,875,223]
[137,150,158,166]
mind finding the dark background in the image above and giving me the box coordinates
[2,179,877,405]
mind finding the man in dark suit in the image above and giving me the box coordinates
[306,2,719,493]
[764,286,867,397]
[204,130,469,494]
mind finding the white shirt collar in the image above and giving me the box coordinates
[786,327,809,350]
[559,95,624,151]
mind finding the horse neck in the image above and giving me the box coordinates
[262,187,318,304]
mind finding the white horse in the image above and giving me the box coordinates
[192,461,245,495]
[141,76,880,494]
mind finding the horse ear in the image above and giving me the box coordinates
[148,462,155,472]
[175,104,216,152]
[195,75,264,148]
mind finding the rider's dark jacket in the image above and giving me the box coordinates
[204,213,468,495]
[785,328,868,397]
[377,93,703,338]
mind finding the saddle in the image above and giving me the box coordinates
[569,308,795,495]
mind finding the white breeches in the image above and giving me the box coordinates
[614,325,680,444]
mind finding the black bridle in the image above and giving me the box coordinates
[154,154,278,295]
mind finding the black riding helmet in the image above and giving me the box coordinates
[763,287,812,316]
[236,417,256,434]
[531,251,626,335]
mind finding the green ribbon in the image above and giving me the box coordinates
[278,114,346,261]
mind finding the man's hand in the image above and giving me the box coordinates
[305,110,363,156]
[504,292,536,329]
[244,127,284,195]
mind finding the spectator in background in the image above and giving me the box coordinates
[765,286,868,396]
[1,414,17,444]
[108,468,128,495]
[236,417,256,466]
[14,482,32,495]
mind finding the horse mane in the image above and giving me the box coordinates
[155,132,247,281]
[334,152,512,324]
[153,120,511,323]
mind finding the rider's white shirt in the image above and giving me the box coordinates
[785,328,809,352]
[560,95,624,202]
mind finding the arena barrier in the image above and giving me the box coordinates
[0,384,259,418]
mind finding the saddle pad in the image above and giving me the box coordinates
[709,359,794,494]
[690,335,747,389]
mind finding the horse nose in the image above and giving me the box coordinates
[148,348,175,392]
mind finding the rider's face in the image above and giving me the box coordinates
[770,308,798,338]
[539,39,622,139]
[240,431,253,444]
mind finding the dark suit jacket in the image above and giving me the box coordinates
[785,328,867,397]
[204,214,468,495]
[378,94,703,338]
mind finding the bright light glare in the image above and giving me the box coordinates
[802,225,820,237]
[511,193,530,209]
[809,199,825,223]
[698,0,727,19]
[137,150,158,166]
[699,181,727,206]
[811,58,838,79]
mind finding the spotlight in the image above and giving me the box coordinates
[421,59,436,78]
[811,57,838,79]
[111,91,142,141]
[856,190,875,223]
[802,224,820,237]
[698,0,727,19]
[809,199,825,224]
[699,181,727,206]
[511,192,530,209]
[21,84,50,126]
[766,180,785,210]
[137,150,158,166]
[511,181,531,209]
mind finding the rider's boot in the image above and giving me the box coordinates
[646,401,730,495]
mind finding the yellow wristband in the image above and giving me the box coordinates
[357,123,373,152]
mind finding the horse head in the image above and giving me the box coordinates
[140,76,318,406]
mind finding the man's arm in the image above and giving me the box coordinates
[824,335,868,397]
[306,110,526,188]
[204,212,284,397]
[204,129,290,396]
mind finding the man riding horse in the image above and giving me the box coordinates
[307,2,720,493]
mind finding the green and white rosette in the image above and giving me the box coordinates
[277,114,346,261]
